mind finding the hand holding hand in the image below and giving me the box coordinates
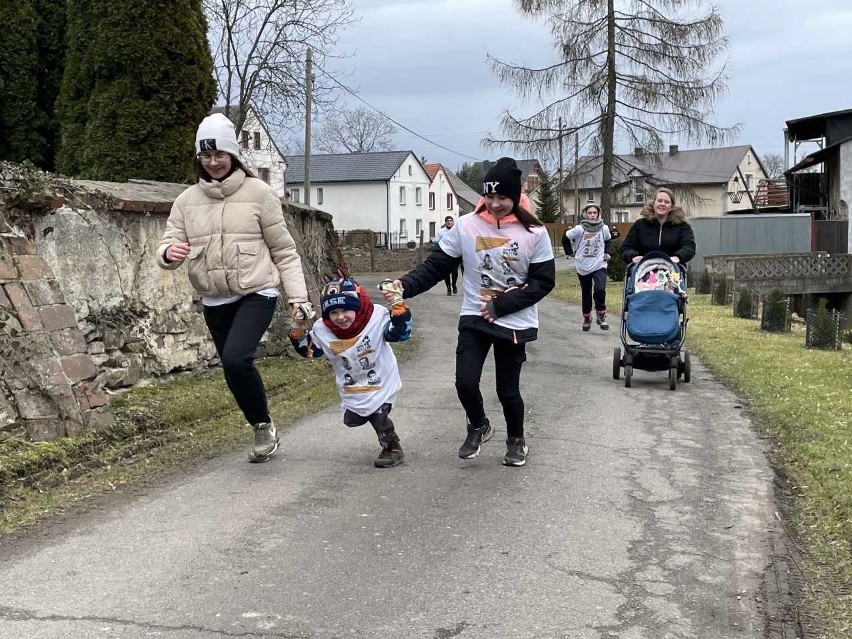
[166,242,190,264]
[480,295,496,323]
[378,279,404,305]
[290,301,315,322]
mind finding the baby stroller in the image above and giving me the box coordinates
[612,252,691,390]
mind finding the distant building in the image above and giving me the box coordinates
[286,151,432,246]
[564,145,767,222]
[211,105,287,195]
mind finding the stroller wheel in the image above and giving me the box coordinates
[669,362,678,391]
[683,351,692,383]
[612,347,621,380]
[624,365,633,388]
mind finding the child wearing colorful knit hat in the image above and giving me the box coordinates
[289,278,412,467]
[564,203,613,331]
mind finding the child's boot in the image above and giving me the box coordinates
[596,310,609,330]
[582,313,592,331]
[372,412,404,468]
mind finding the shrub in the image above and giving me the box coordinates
[607,238,625,281]
[806,298,845,350]
[695,270,712,294]
[734,286,756,319]
[406,240,416,249]
[711,277,728,305]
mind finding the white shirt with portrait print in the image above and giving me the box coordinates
[438,213,554,331]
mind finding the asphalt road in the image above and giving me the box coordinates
[0,259,785,638]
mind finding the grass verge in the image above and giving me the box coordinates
[554,270,852,637]
[0,336,418,538]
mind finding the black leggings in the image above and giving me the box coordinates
[203,294,277,425]
[577,268,607,315]
[454,328,527,438]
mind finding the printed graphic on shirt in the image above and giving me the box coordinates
[329,336,359,356]
[476,235,524,296]
[579,232,605,257]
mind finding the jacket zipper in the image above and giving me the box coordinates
[658,221,663,247]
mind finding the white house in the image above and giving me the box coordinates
[212,105,287,196]
[285,151,433,246]
[424,163,459,239]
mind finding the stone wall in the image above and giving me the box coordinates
[341,245,430,275]
[0,171,338,440]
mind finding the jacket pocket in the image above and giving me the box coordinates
[186,244,210,291]
[236,240,272,289]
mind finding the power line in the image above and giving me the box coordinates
[312,61,483,162]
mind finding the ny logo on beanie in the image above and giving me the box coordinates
[483,181,500,194]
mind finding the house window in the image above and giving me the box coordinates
[253,131,261,150]
[316,187,324,205]
[429,192,435,210]
[399,219,407,239]
[632,177,645,204]
[615,211,629,223]
[408,165,413,176]
[587,191,595,202]
[429,221,436,239]
[528,174,539,190]
[744,173,754,190]
[446,193,453,210]
[290,188,300,203]
[399,186,406,205]
[258,167,270,184]
[241,130,250,149]
[416,219,423,237]
[415,187,422,205]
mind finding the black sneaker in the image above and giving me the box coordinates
[452,285,458,295]
[446,288,452,296]
[503,437,528,467]
[458,419,494,459]
[375,445,404,468]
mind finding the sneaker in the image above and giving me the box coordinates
[446,288,453,296]
[582,314,591,331]
[375,445,404,468]
[248,421,279,463]
[503,437,528,467]
[458,419,494,459]
[452,285,458,295]
[597,312,609,331]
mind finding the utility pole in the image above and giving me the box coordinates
[558,117,565,222]
[304,47,313,206]
[573,133,579,224]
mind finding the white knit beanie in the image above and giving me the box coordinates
[195,113,240,157]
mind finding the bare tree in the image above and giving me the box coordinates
[204,0,355,134]
[487,0,738,222]
[760,152,784,178]
[314,106,397,153]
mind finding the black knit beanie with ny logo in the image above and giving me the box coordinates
[481,157,522,208]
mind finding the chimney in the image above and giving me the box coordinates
[634,146,643,157]
[669,144,679,156]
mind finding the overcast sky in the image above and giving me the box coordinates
[318,0,852,170]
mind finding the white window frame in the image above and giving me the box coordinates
[446,193,453,210]
[428,192,435,210]
[257,167,270,184]
[290,188,300,203]
[316,187,324,205]
[253,131,261,150]
[744,173,754,190]
[415,218,423,237]
[399,186,406,205]
[399,219,407,239]
[615,210,629,223]
[587,191,595,202]
[415,187,422,206]
[408,165,413,176]
[429,221,436,239]
[632,177,645,204]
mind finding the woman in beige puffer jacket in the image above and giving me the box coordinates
[157,113,308,463]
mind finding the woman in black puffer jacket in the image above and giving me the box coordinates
[621,187,696,265]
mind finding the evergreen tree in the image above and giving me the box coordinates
[57,1,216,182]
[33,0,67,171]
[534,171,560,222]
[456,162,485,191]
[0,3,45,165]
